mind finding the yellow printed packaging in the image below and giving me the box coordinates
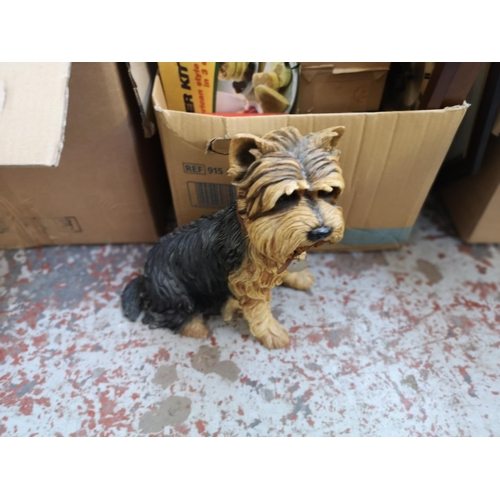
[158,62,299,114]
[158,62,217,113]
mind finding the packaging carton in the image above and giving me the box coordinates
[158,62,299,114]
[298,62,391,114]
[441,134,500,243]
[153,75,468,250]
[0,63,171,249]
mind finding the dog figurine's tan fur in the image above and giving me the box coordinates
[225,125,345,348]
[122,126,346,349]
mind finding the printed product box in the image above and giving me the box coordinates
[158,62,299,114]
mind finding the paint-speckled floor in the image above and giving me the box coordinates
[1,199,499,437]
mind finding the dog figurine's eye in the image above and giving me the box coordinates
[318,190,332,199]
[275,191,299,207]
[318,187,341,201]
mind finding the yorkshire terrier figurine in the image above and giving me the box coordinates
[122,126,346,349]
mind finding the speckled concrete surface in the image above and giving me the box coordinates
[1,200,500,436]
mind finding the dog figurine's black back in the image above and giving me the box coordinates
[122,203,246,331]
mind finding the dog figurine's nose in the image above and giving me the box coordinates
[307,226,333,242]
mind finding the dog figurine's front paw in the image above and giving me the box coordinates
[221,297,241,322]
[281,269,316,291]
[254,318,289,349]
[180,316,210,339]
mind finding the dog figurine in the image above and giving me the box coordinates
[121,125,346,349]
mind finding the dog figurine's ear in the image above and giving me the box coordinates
[309,126,346,150]
[228,134,271,182]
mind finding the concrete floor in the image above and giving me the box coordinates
[1,199,499,436]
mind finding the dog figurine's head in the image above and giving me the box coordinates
[228,126,346,267]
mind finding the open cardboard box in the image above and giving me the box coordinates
[0,63,171,249]
[152,74,468,251]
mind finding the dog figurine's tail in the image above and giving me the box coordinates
[121,275,146,322]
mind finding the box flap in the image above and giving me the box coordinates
[0,63,71,167]
[126,62,157,138]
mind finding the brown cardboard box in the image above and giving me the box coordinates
[0,63,171,249]
[153,75,468,251]
[297,62,391,114]
[441,134,500,243]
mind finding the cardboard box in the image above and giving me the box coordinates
[441,134,500,243]
[0,63,171,249]
[158,62,299,114]
[153,75,468,251]
[297,62,391,114]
